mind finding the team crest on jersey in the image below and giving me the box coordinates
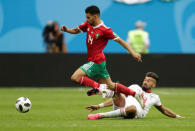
[95,33,100,39]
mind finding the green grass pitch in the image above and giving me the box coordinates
[0,87,195,131]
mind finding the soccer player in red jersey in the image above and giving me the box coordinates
[61,5,142,100]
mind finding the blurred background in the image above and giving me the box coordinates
[0,0,195,87]
[0,0,194,53]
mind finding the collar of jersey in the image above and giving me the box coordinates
[145,90,152,93]
[93,21,104,29]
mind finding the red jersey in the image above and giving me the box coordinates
[78,21,119,63]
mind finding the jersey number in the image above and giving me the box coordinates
[143,94,147,104]
[88,35,93,45]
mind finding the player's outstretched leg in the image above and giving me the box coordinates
[88,106,137,120]
[78,76,100,88]
[103,78,135,96]
[113,83,136,96]
[88,107,126,120]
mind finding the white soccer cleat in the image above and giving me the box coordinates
[99,84,114,98]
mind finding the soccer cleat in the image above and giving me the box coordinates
[87,84,114,98]
[99,84,114,98]
[87,88,100,96]
[101,88,114,98]
[88,114,101,120]
[86,84,107,96]
[134,92,145,109]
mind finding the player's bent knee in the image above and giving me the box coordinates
[70,75,75,82]
[70,74,80,83]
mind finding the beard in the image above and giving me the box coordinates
[142,84,150,91]
[87,20,95,26]
[142,86,148,91]
[90,22,95,26]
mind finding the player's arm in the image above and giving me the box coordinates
[155,105,183,118]
[115,38,142,62]
[86,99,113,112]
[61,25,81,34]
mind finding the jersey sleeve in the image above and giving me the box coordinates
[78,21,88,32]
[154,95,162,106]
[104,28,119,40]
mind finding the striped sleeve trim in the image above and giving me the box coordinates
[112,37,120,41]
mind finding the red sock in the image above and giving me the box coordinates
[115,83,135,96]
[79,76,100,88]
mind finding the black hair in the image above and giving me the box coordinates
[146,72,159,82]
[42,21,59,43]
[85,5,100,15]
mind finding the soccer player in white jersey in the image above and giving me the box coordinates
[86,72,183,119]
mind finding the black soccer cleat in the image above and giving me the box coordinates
[87,88,100,96]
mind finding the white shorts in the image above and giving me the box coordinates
[113,84,145,118]
[113,95,144,118]
[125,95,145,118]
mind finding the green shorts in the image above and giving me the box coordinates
[80,61,110,81]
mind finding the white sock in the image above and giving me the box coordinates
[99,108,126,118]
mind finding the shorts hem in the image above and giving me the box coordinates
[80,67,92,78]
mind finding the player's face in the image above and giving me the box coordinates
[142,77,156,90]
[86,13,96,26]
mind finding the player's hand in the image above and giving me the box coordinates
[61,25,68,32]
[86,105,100,112]
[132,53,142,62]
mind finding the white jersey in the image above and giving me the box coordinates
[128,84,162,117]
